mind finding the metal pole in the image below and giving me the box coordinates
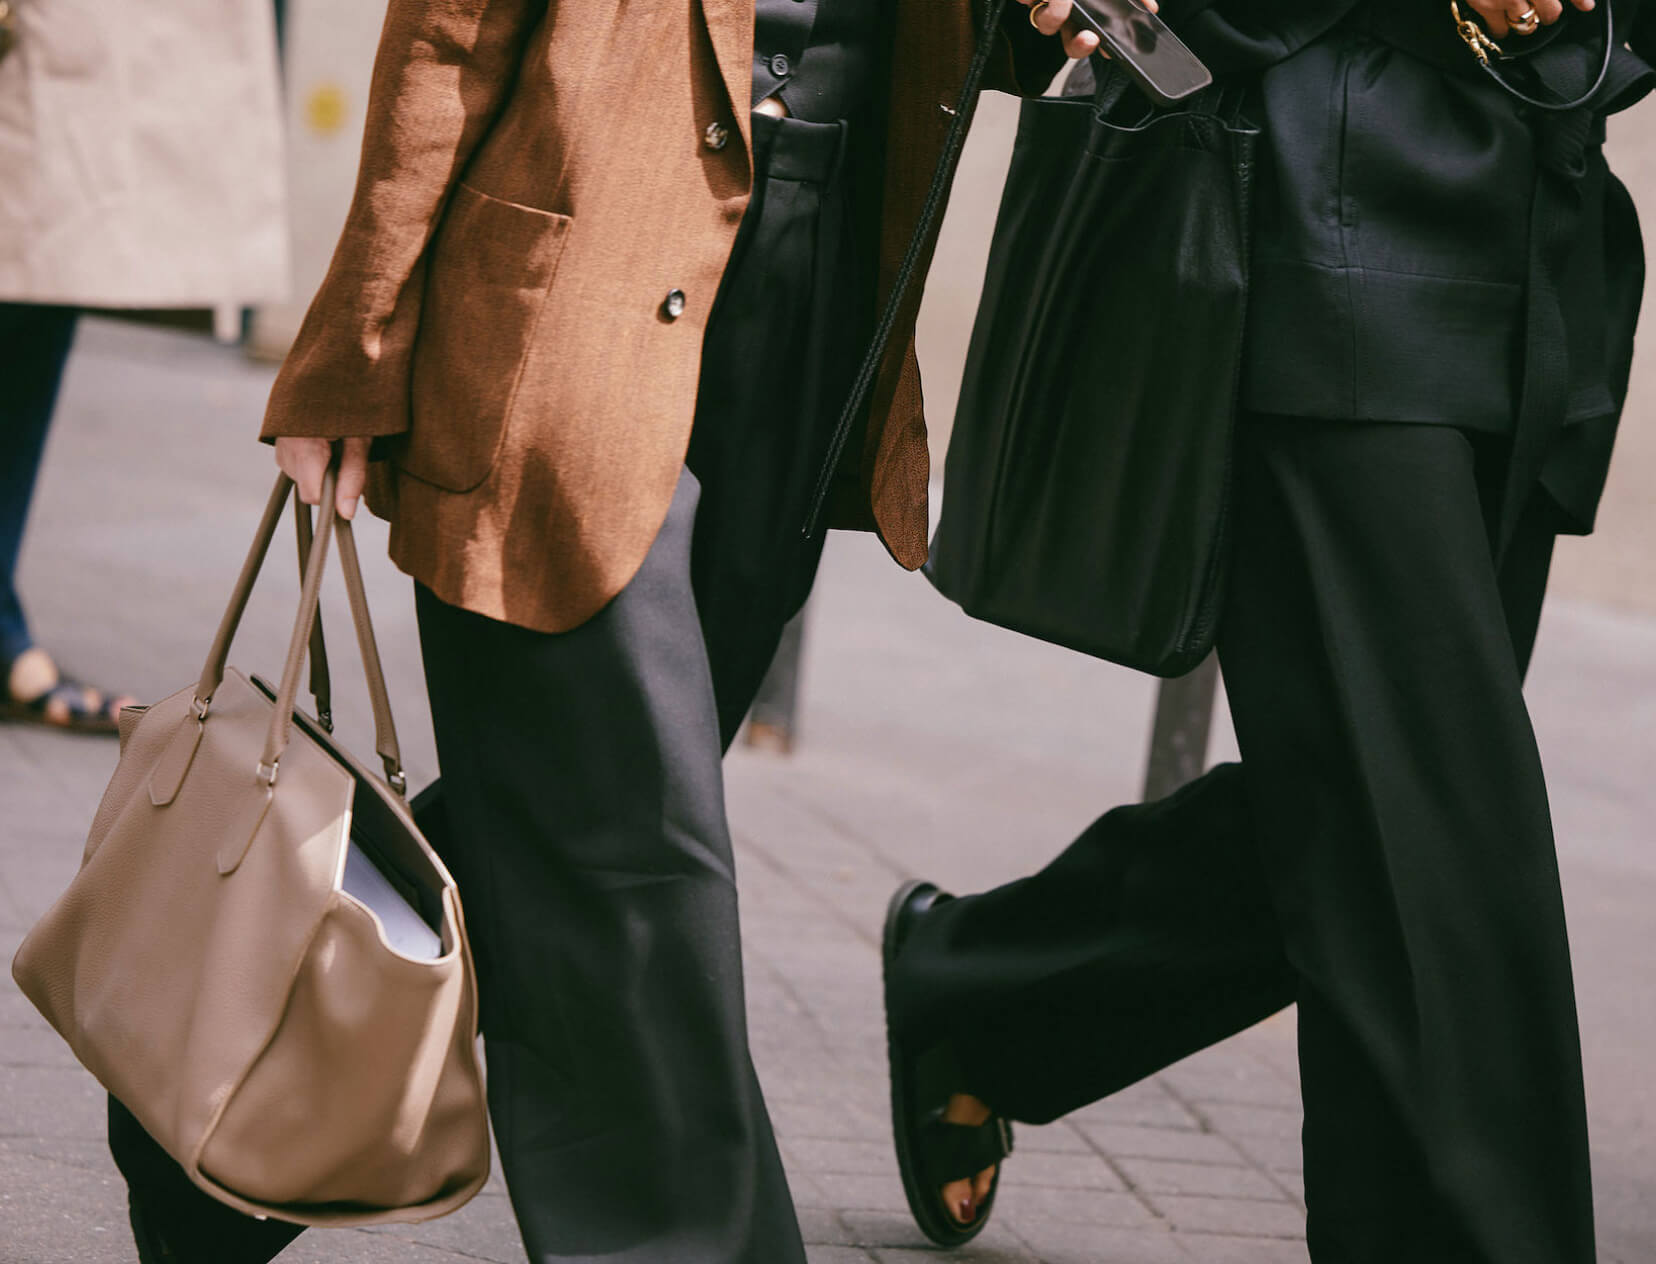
[1141,654,1221,801]
[744,607,809,754]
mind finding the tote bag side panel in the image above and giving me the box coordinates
[198,892,489,1224]
[968,111,1253,672]
[928,97,1096,605]
[12,671,351,1167]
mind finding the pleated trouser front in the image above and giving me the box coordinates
[888,416,1594,1264]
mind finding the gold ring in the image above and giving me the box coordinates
[1029,0,1051,29]
[1513,6,1540,32]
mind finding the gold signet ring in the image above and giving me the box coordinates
[1030,0,1052,29]
[1513,6,1540,33]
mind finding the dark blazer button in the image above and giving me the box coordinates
[769,53,791,78]
[663,289,687,320]
[703,121,729,151]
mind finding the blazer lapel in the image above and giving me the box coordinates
[697,0,757,156]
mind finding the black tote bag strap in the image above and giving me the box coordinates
[803,0,1014,536]
[1451,0,1614,111]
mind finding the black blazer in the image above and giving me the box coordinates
[1157,0,1654,532]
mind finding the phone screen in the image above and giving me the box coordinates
[1068,0,1213,105]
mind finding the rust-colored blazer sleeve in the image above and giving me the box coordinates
[262,0,544,441]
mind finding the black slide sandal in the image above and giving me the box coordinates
[883,880,1014,1247]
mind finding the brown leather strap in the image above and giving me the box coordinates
[261,467,340,784]
[293,498,335,732]
[333,518,405,792]
[197,467,406,795]
[196,474,291,714]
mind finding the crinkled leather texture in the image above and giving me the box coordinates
[929,83,1255,677]
[12,670,489,1226]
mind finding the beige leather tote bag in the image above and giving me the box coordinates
[12,468,490,1226]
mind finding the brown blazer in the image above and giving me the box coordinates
[262,0,1059,633]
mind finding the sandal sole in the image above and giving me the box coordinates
[883,879,1001,1248]
[0,701,120,735]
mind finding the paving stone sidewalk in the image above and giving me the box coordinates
[2,320,1652,1263]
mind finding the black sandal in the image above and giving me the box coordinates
[883,879,1014,1247]
[2,647,132,735]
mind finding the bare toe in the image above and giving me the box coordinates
[940,1093,997,1223]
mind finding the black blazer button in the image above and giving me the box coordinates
[663,289,687,320]
[769,53,791,78]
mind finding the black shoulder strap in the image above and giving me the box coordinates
[1452,0,1615,111]
[803,0,1013,537]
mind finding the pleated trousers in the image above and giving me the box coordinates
[888,415,1594,1264]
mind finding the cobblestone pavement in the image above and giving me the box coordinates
[2,320,1653,1262]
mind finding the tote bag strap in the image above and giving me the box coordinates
[293,498,334,733]
[195,465,407,794]
[1451,0,1614,111]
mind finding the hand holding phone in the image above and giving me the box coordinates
[1061,0,1213,107]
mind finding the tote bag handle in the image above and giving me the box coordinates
[294,496,334,732]
[193,463,406,794]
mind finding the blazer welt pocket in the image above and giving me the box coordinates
[403,184,573,492]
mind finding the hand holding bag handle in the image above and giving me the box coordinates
[194,462,406,795]
[15,455,489,1227]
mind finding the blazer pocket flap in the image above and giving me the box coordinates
[402,185,573,493]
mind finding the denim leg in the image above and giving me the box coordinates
[0,303,78,664]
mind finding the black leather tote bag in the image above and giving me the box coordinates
[927,64,1257,678]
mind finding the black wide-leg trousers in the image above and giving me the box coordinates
[888,416,1594,1264]
[109,110,868,1264]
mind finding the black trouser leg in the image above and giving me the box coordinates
[687,111,868,744]
[889,418,1591,1264]
[416,470,805,1264]
[108,1098,304,1262]
[886,760,1295,1122]
[1223,421,1589,1264]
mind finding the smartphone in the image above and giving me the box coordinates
[1065,0,1213,107]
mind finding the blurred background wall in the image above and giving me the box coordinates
[260,4,1656,613]
[248,0,386,358]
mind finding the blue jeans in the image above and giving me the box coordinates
[0,303,79,665]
